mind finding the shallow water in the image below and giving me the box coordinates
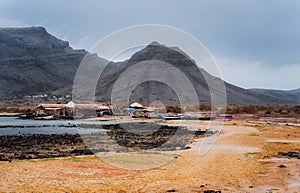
[0,117,116,135]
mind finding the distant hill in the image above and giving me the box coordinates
[249,88,300,104]
[0,26,296,105]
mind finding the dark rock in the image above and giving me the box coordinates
[195,130,206,135]
[70,149,93,155]
[107,123,191,150]
[0,157,10,161]
[278,164,287,168]
[0,123,197,160]
[166,189,176,192]
[204,190,221,193]
[0,133,89,160]
[278,151,300,159]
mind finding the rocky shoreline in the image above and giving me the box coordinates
[0,123,208,161]
[0,133,93,161]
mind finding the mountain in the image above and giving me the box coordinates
[0,27,296,105]
[249,88,300,104]
[0,27,88,98]
[94,42,287,105]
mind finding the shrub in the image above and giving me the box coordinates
[166,105,181,113]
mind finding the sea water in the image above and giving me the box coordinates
[0,117,115,136]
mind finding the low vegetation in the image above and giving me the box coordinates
[226,105,300,115]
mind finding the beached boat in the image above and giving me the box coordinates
[182,113,211,120]
[162,114,184,120]
[215,115,233,121]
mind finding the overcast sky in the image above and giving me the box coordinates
[0,0,299,90]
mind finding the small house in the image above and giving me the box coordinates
[36,104,66,117]
[96,105,112,116]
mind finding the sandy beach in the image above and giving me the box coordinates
[0,118,299,193]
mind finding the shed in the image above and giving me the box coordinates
[96,105,112,116]
[36,104,66,117]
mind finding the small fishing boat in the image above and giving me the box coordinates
[161,114,184,120]
[215,115,233,121]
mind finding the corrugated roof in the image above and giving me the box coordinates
[129,102,143,108]
[37,104,66,108]
[96,106,110,110]
[44,108,64,110]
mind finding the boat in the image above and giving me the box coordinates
[161,114,184,120]
[215,115,233,121]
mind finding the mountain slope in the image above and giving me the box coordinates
[0,27,295,105]
[249,88,300,104]
[0,27,87,98]
[95,42,287,105]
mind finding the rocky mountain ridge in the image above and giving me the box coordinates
[0,26,298,105]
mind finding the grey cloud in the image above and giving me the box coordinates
[0,0,299,89]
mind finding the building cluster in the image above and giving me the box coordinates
[34,101,112,119]
[31,101,233,121]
